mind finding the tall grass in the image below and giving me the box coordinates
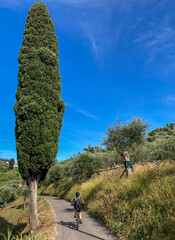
[40,161,175,239]
[65,175,103,203]
[87,162,175,240]
[0,230,49,240]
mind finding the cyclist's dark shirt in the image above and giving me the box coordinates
[72,197,83,203]
[72,197,83,207]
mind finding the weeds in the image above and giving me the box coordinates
[0,229,49,240]
[40,161,175,239]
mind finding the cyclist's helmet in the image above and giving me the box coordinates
[76,192,80,197]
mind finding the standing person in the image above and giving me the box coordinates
[72,192,85,223]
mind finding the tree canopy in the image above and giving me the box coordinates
[14,2,65,183]
[103,117,149,155]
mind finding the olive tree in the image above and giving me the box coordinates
[103,117,149,176]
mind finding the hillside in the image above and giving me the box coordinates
[40,161,175,240]
[0,160,9,171]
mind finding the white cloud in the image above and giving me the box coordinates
[77,109,98,120]
[2,0,175,73]
[66,103,98,120]
[79,22,98,56]
[134,14,175,73]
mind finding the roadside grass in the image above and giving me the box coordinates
[0,197,55,240]
[39,177,73,198]
[40,161,175,240]
[87,162,175,240]
[64,174,103,203]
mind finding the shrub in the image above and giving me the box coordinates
[46,164,63,184]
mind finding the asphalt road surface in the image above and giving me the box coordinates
[42,196,117,240]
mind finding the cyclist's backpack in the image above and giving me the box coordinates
[75,197,81,207]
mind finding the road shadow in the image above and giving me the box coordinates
[58,220,77,230]
[56,221,107,240]
[63,207,74,213]
[51,197,62,201]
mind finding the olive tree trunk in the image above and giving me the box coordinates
[126,166,132,177]
[122,151,133,177]
[23,196,26,210]
[29,179,39,230]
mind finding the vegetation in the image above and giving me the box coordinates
[14,2,64,230]
[0,159,9,172]
[43,120,175,184]
[41,161,175,240]
[103,117,149,162]
[0,197,54,240]
[0,169,28,205]
[0,169,21,184]
[39,119,175,239]
[9,159,15,170]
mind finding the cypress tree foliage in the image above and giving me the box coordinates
[14,2,64,230]
[9,158,14,170]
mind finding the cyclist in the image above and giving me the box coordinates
[72,192,85,224]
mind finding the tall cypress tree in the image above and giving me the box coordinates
[14,3,65,230]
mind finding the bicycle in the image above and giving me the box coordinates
[75,210,81,230]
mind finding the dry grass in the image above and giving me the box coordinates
[0,197,55,240]
[40,161,175,239]
[87,161,175,240]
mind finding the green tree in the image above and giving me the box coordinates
[84,144,102,153]
[9,158,14,170]
[103,117,149,166]
[84,144,95,153]
[14,3,64,230]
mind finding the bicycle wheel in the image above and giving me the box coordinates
[76,213,80,230]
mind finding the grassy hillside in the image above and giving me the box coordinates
[0,197,55,240]
[0,160,9,172]
[40,161,175,240]
[0,169,21,184]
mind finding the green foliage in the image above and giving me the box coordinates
[46,151,121,183]
[130,124,175,162]
[67,162,175,240]
[41,161,175,240]
[0,169,28,203]
[14,2,65,182]
[148,122,175,139]
[103,116,149,154]
[21,186,29,198]
[44,120,175,186]
[0,186,17,202]
[0,159,9,172]
[84,144,102,153]
[46,164,63,183]
[9,159,14,170]
[0,169,22,184]
[0,229,49,240]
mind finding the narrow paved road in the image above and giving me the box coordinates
[42,196,117,240]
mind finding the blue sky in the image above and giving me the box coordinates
[0,0,175,161]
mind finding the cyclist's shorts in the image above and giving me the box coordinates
[74,205,82,212]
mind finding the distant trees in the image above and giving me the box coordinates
[148,122,175,140]
[84,144,102,153]
[9,158,14,170]
[14,3,64,230]
[0,159,9,171]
